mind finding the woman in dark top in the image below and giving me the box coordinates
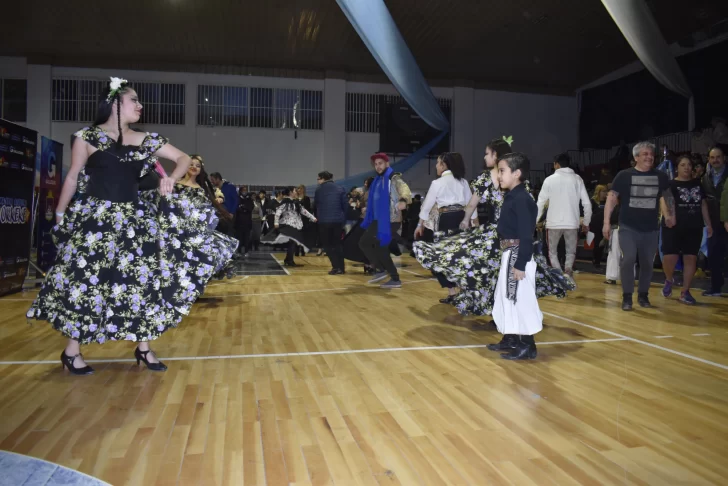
[661,155,713,304]
[26,78,216,374]
[235,188,254,256]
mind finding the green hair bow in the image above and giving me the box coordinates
[502,135,514,145]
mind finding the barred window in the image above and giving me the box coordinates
[52,78,185,124]
[346,93,451,133]
[135,82,185,125]
[249,87,273,128]
[0,79,28,122]
[345,92,379,133]
[199,86,323,130]
[197,85,248,127]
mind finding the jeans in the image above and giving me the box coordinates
[619,226,659,295]
[547,228,578,272]
[359,221,400,280]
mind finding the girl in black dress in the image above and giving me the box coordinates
[27,78,215,375]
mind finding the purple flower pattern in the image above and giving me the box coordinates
[414,174,574,316]
[26,126,232,344]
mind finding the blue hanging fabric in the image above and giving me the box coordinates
[335,0,449,132]
[310,0,450,196]
[307,131,447,194]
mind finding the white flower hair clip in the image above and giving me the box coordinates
[106,77,128,103]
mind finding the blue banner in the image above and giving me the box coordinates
[37,137,63,272]
[308,130,448,194]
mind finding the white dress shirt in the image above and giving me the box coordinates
[419,171,476,221]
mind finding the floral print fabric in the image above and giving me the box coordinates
[26,127,224,344]
[414,172,574,316]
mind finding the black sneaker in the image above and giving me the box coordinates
[702,290,723,297]
[622,294,633,311]
[380,279,402,289]
[638,293,651,308]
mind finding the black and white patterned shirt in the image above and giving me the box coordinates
[274,198,316,229]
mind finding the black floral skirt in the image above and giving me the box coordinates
[27,194,221,345]
[414,224,574,316]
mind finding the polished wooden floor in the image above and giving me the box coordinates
[1,254,727,485]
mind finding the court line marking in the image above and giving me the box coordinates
[543,312,728,371]
[654,335,673,339]
[0,338,628,366]
[401,268,430,278]
[269,253,292,276]
[208,276,250,286]
[692,333,711,337]
[7,279,725,371]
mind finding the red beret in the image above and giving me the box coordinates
[370,152,389,163]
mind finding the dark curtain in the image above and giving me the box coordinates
[580,39,728,149]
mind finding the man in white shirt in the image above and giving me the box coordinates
[536,153,592,276]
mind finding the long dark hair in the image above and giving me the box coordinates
[189,154,218,204]
[439,152,466,180]
[94,81,133,147]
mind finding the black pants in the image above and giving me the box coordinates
[359,221,400,280]
[433,211,464,288]
[708,222,727,292]
[236,220,252,253]
[592,232,604,265]
[284,240,297,263]
[320,222,345,271]
[217,217,236,239]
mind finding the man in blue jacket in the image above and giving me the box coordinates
[314,171,349,274]
[210,172,238,237]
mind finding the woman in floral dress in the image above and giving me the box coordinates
[414,137,574,317]
[27,78,217,374]
[164,154,239,278]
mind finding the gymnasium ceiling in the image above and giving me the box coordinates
[4,0,727,95]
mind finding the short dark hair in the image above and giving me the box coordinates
[318,171,333,181]
[676,154,693,168]
[554,153,571,168]
[499,152,530,182]
[210,172,222,180]
[708,146,725,157]
[439,152,466,180]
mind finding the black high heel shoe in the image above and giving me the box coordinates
[60,351,94,375]
[134,348,168,372]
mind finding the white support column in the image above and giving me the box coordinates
[452,87,477,176]
[26,64,52,142]
[323,78,346,178]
